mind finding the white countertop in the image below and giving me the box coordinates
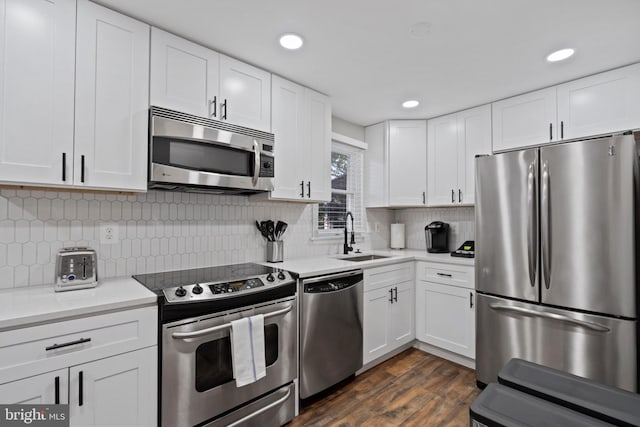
[0,277,157,330]
[261,249,474,278]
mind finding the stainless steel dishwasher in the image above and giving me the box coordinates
[299,269,363,399]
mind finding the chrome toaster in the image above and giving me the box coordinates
[55,247,98,292]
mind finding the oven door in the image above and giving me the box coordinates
[161,296,297,427]
[150,115,274,192]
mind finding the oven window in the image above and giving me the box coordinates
[153,137,253,177]
[195,324,279,392]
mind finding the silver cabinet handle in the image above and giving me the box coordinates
[252,140,260,186]
[226,386,292,427]
[541,161,551,289]
[527,162,538,288]
[172,304,293,339]
[489,303,610,332]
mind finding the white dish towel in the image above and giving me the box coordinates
[230,314,266,387]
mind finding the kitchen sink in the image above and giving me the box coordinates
[341,254,390,262]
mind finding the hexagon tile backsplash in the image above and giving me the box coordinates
[0,188,367,288]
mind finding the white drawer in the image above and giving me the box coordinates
[0,305,157,384]
[416,261,474,289]
[364,262,414,292]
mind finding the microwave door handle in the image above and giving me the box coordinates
[252,140,260,186]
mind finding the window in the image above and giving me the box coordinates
[316,142,364,236]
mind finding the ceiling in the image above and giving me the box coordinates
[96,0,640,127]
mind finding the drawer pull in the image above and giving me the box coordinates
[46,337,91,351]
[436,272,453,278]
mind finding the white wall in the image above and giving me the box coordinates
[332,116,365,141]
[0,188,391,288]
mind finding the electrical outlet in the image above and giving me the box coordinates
[100,223,119,244]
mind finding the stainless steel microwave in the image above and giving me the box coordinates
[148,107,275,194]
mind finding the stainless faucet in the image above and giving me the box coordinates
[343,211,356,255]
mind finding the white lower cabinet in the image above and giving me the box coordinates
[415,261,475,360]
[363,263,415,365]
[69,347,157,427]
[0,306,157,426]
[416,282,475,359]
[0,369,69,405]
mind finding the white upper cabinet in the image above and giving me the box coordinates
[459,105,492,203]
[304,88,332,202]
[150,29,271,132]
[492,87,557,152]
[428,105,491,205]
[219,55,271,132]
[255,76,330,202]
[270,76,305,200]
[557,63,640,140]
[427,114,459,205]
[150,27,219,119]
[0,0,76,186]
[75,0,149,191]
[364,123,388,207]
[388,120,427,206]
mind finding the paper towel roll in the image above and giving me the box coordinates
[390,223,405,249]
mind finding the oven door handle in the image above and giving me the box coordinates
[171,304,293,339]
[226,385,292,427]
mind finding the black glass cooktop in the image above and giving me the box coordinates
[133,262,278,295]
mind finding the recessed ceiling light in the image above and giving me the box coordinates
[279,33,304,50]
[409,22,432,39]
[402,100,420,109]
[546,48,575,62]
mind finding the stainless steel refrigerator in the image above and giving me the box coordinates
[475,132,639,392]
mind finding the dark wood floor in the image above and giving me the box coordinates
[289,348,480,427]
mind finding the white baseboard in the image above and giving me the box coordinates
[413,341,476,370]
[356,342,415,375]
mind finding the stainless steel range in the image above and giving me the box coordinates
[133,263,297,427]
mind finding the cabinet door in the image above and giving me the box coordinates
[363,287,392,364]
[75,0,149,191]
[458,104,491,204]
[389,280,415,347]
[364,123,388,207]
[304,88,332,202]
[219,55,271,132]
[270,76,305,200]
[388,120,427,206]
[0,0,75,186]
[427,114,458,205]
[416,281,475,359]
[557,63,640,140]
[0,369,68,404]
[150,28,219,118]
[492,87,557,152]
[69,347,157,427]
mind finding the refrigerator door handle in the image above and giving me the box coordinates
[527,162,537,288]
[541,161,551,289]
[489,303,610,332]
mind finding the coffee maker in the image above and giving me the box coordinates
[425,221,450,253]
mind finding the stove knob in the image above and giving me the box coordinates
[266,273,275,282]
[277,272,286,280]
[175,286,187,297]
[192,284,203,295]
